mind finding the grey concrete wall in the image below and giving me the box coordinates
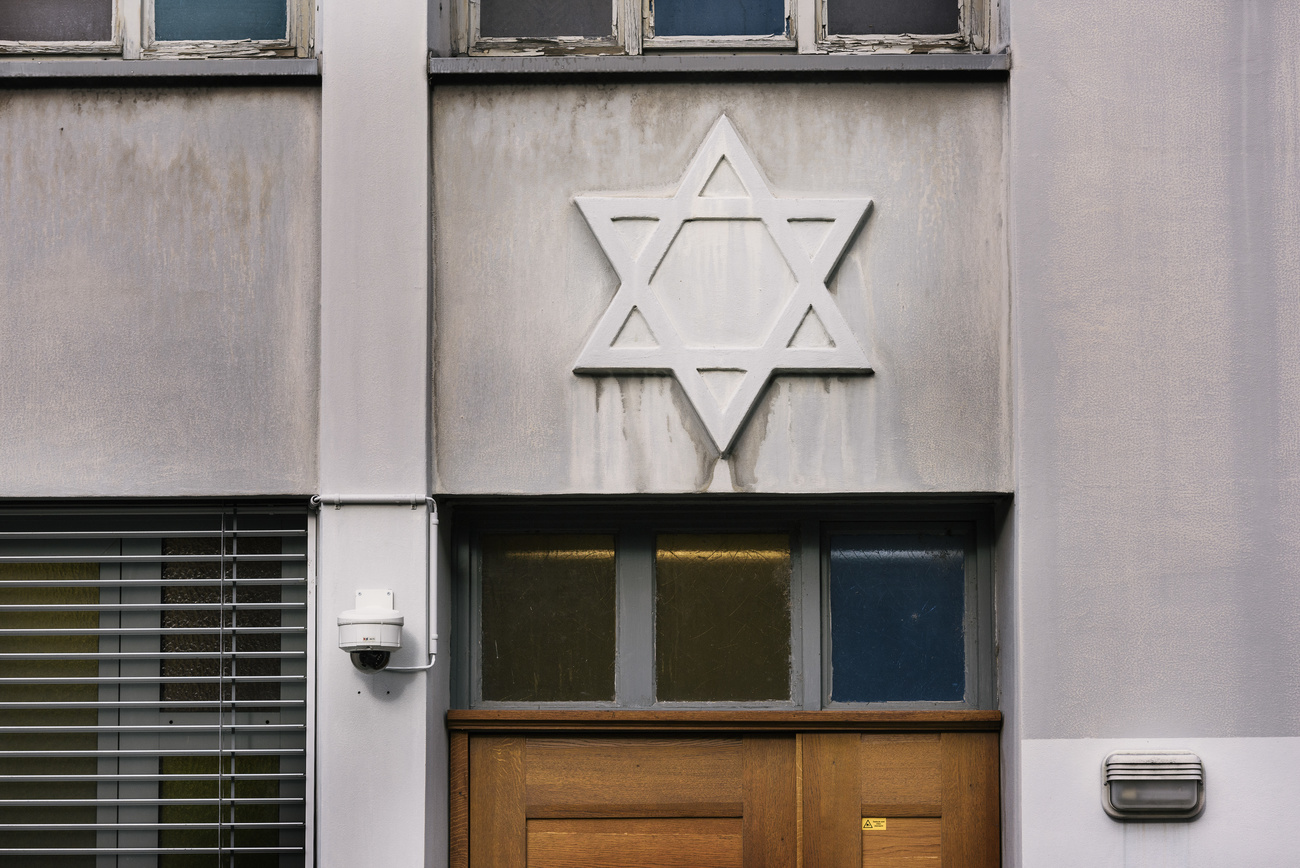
[433,82,1009,495]
[1011,0,1300,740]
[0,87,320,496]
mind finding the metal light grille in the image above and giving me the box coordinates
[0,505,310,866]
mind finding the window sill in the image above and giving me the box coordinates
[0,57,319,81]
[447,709,1003,732]
[429,52,1008,80]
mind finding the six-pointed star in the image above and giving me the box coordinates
[574,115,873,454]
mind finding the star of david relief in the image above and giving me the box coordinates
[573,115,874,455]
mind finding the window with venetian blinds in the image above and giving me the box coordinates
[0,504,309,866]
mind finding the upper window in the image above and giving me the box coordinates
[0,0,312,57]
[451,502,995,710]
[459,0,980,55]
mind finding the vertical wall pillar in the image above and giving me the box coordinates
[318,0,434,863]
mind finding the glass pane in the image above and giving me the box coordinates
[160,535,282,707]
[480,0,612,38]
[829,533,966,703]
[154,0,287,41]
[826,0,959,35]
[159,756,282,868]
[0,562,98,867]
[0,0,113,42]
[480,534,617,702]
[653,0,785,37]
[655,534,792,702]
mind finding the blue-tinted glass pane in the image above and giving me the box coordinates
[654,0,785,37]
[829,533,965,702]
[155,0,287,41]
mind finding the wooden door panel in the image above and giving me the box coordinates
[469,736,527,868]
[940,732,1000,868]
[525,736,743,817]
[859,734,942,815]
[528,818,743,868]
[861,817,940,866]
[801,733,862,868]
[742,735,797,868]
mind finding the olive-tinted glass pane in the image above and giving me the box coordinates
[0,0,113,42]
[654,0,785,37]
[655,534,792,702]
[826,0,959,35]
[829,533,965,703]
[155,0,287,41]
[480,534,616,702]
[159,756,282,868]
[0,563,98,867]
[480,0,612,38]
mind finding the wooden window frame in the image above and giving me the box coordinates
[641,0,797,53]
[453,0,991,56]
[0,0,314,59]
[813,0,990,54]
[0,0,123,56]
[450,500,997,713]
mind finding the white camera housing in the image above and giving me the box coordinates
[338,589,404,671]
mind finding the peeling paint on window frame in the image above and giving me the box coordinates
[0,0,314,60]
[455,0,995,57]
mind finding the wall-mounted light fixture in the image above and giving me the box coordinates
[1103,750,1205,820]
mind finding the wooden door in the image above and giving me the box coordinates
[801,732,1000,868]
[449,712,1000,868]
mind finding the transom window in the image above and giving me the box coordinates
[0,0,312,58]
[459,0,983,55]
[451,503,995,710]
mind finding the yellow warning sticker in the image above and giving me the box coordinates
[862,818,887,831]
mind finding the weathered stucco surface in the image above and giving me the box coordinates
[433,82,1009,494]
[0,87,320,496]
[1011,0,1300,743]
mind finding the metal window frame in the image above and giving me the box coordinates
[0,501,314,865]
[819,518,995,710]
[465,516,806,711]
[449,498,997,713]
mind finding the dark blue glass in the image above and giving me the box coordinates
[829,533,965,702]
[155,0,287,41]
[654,0,785,36]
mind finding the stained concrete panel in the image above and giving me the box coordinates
[433,83,1009,494]
[0,88,320,496]
[1011,1,1300,737]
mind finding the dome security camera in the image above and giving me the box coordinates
[338,589,404,672]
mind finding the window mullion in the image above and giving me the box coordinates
[118,0,142,59]
[798,519,820,710]
[615,530,654,707]
[796,0,816,52]
[620,0,641,54]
